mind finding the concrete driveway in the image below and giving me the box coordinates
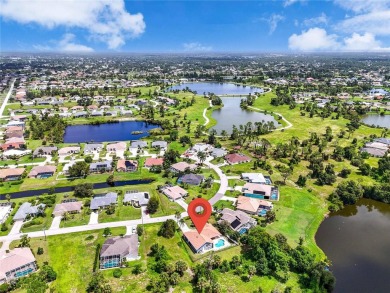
[50,216,62,230]
[89,212,99,225]
[9,220,24,235]
[175,199,188,211]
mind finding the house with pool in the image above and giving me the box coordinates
[242,182,279,201]
[0,248,37,283]
[219,208,257,234]
[236,196,273,216]
[183,223,229,254]
[100,235,140,269]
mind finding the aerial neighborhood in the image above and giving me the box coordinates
[0,53,388,293]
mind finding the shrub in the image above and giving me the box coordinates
[37,247,44,255]
[113,268,122,278]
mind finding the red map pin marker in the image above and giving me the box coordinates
[188,198,212,234]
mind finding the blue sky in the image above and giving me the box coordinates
[1,0,390,52]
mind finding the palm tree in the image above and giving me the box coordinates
[197,151,207,165]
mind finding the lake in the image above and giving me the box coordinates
[169,82,264,95]
[63,121,160,143]
[316,199,390,293]
[211,97,280,134]
[361,114,390,128]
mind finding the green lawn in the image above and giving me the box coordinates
[98,195,141,223]
[265,186,327,258]
[10,227,126,292]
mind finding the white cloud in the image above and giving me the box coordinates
[183,42,212,52]
[268,14,285,34]
[333,0,390,36]
[283,0,305,7]
[0,0,145,49]
[343,32,390,52]
[303,13,328,27]
[288,27,339,51]
[334,0,390,13]
[289,29,390,52]
[337,11,390,36]
[33,33,94,52]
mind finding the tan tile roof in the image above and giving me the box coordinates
[0,168,25,179]
[184,224,221,250]
[0,248,35,279]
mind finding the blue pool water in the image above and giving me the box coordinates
[239,228,248,234]
[103,260,119,268]
[215,239,225,248]
[15,268,33,278]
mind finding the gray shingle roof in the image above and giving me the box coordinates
[100,234,138,259]
[123,192,150,206]
[13,202,46,221]
[90,192,117,210]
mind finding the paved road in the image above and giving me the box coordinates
[0,79,15,117]
[0,215,177,243]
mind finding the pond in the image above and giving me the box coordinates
[361,114,390,128]
[316,199,390,293]
[211,97,280,134]
[0,179,154,200]
[63,121,160,143]
[169,82,263,95]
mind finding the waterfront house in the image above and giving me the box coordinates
[52,201,82,217]
[144,157,164,168]
[130,140,148,149]
[90,110,104,117]
[13,202,46,221]
[107,142,127,153]
[151,141,168,151]
[0,248,37,283]
[90,192,118,210]
[73,111,88,118]
[236,196,273,215]
[105,111,117,117]
[183,224,222,254]
[28,165,56,178]
[0,137,26,151]
[225,153,251,165]
[33,146,58,157]
[100,235,140,269]
[170,162,197,173]
[123,191,150,207]
[0,168,25,182]
[161,185,188,201]
[117,160,138,172]
[84,143,104,154]
[178,173,204,186]
[120,109,133,117]
[89,161,112,173]
[58,146,80,156]
[0,204,12,224]
[242,183,279,200]
[219,208,257,233]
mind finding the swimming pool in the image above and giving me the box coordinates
[215,239,225,248]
